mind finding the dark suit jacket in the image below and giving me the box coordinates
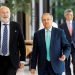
[30,27,71,74]
[59,21,75,48]
[0,21,26,69]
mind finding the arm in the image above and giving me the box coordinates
[30,32,38,74]
[18,23,26,68]
[59,30,71,61]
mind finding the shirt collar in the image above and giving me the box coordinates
[66,20,72,24]
[45,27,52,32]
[1,21,10,25]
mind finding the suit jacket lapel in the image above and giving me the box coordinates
[50,28,55,51]
[72,21,75,41]
[72,21,75,34]
[9,22,13,47]
[41,28,55,58]
[65,23,70,36]
[42,29,46,49]
[63,23,71,38]
[42,28,55,52]
[40,29,46,53]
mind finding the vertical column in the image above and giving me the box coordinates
[26,13,31,40]
[55,1,58,23]
[0,0,5,4]
[31,0,35,38]
[43,0,49,13]
[49,0,52,13]
[39,0,43,29]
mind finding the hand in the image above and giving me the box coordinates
[30,69,36,75]
[19,63,25,69]
[59,55,66,61]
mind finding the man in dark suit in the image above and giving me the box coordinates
[0,6,26,75]
[59,9,75,75]
[30,13,71,75]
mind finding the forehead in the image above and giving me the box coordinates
[66,12,73,16]
[0,7,10,12]
[42,14,52,19]
[42,14,53,21]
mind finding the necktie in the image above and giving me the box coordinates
[45,30,51,61]
[2,24,8,55]
[68,23,72,36]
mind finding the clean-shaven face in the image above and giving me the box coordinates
[42,13,53,29]
[65,12,73,21]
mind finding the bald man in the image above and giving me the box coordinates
[0,6,26,75]
[30,13,71,75]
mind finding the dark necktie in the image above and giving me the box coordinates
[2,24,8,55]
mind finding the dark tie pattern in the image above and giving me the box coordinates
[2,24,8,55]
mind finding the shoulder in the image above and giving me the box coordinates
[10,21,19,25]
[53,27,63,31]
[59,22,67,29]
[10,21,20,28]
[34,29,44,36]
[53,27,64,35]
[73,21,75,24]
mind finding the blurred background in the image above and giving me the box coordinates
[0,0,75,74]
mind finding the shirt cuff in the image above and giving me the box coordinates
[20,61,25,64]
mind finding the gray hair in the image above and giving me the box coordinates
[42,13,53,20]
[64,9,73,16]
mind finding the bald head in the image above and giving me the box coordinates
[0,6,11,23]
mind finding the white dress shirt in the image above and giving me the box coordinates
[66,20,73,36]
[0,22,10,56]
[0,22,25,64]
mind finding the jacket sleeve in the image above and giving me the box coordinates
[61,30,71,59]
[18,23,26,61]
[30,32,38,69]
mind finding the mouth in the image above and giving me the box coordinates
[3,17,8,18]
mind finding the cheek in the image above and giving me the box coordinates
[45,22,50,25]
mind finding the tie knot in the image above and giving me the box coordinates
[46,30,50,33]
[3,24,7,26]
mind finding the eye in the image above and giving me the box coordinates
[42,19,46,21]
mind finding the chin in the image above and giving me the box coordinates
[2,19,9,23]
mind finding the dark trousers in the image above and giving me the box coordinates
[38,60,62,75]
[65,56,71,75]
[71,44,75,75]
[0,55,17,75]
[65,44,75,75]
